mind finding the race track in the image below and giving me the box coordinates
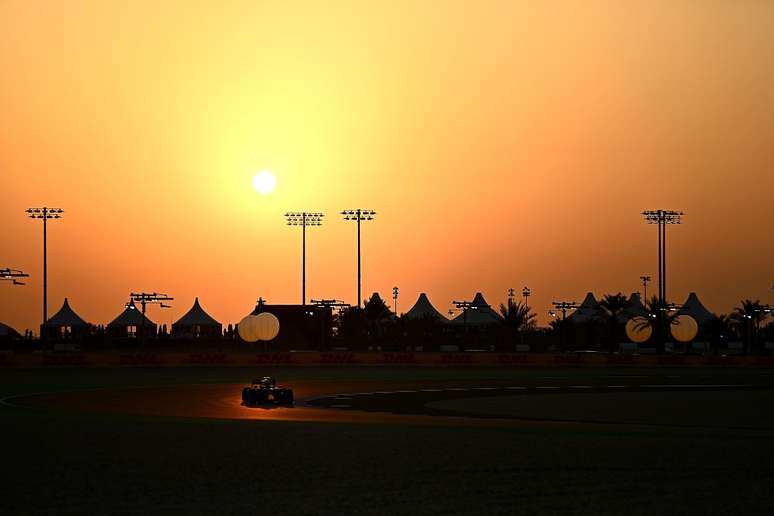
[6,370,774,430]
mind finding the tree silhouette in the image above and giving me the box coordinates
[729,299,766,354]
[498,299,536,333]
[704,313,730,355]
[599,293,627,352]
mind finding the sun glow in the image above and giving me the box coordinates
[252,171,277,195]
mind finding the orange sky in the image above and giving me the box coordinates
[1,0,773,333]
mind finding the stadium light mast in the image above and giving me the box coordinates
[392,286,399,315]
[341,209,376,308]
[285,212,324,305]
[640,275,652,301]
[522,286,531,308]
[642,210,683,305]
[26,207,63,328]
[0,268,29,286]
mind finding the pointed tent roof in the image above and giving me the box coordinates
[451,292,502,326]
[677,292,714,325]
[404,293,448,322]
[569,292,607,323]
[617,292,649,323]
[0,321,21,338]
[173,297,221,327]
[44,298,89,327]
[107,301,156,327]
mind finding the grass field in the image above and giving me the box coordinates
[2,367,774,515]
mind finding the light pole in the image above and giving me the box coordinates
[642,210,683,305]
[551,301,580,350]
[130,292,173,345]
[640,275,651,301]
[522,286,531,308]
[453,300,475,334]
[392,286,399,315]
[285,212,324,305]
[341,209,376,308]
[0,268,29,286]
[26,207,63,329]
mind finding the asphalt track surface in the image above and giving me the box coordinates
[5,367,774,516]
[7,370,774,430]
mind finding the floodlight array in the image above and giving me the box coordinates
[341,209,376,221]
[642,210,683,224]
[26,208,64,219]
[285,212,324,226]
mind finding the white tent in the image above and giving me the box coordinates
[44,298,89,328]
[404,293,449,322]
[107,301,157,337]
[172,297,222,338]
[677,292,714,325]
[451,292,502,326]
[43,298,90,338]
[569,292,608,323]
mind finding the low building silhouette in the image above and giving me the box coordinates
[245,299,333,350]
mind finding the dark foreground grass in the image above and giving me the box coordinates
[2,367,774,515]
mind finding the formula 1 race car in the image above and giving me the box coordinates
[241,377,294,406]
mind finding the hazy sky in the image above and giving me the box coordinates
[1,1,773,332]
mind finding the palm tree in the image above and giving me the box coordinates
[599,293,628,315]
[704,314,730,355]
[499,298,537,351]
[499,298,536,333]
[599,293,627,353]
[638,295,681,353]
[729,300,767,354]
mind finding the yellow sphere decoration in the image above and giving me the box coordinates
[671,315,699,343]
[625,316,653,343]
[254,312,280,341]
[238,315,261,343]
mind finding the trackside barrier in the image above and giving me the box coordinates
[2,352,774,368]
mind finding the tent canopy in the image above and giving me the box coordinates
[107,301,156,327]
[173,297,220,327]
[44,298,89,327]
[569,292,608,323]
[617,292,649,323]
[404,293,448,322]
[451,292,502,325]
[677,292,714,325]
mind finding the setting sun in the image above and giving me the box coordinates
[252,171,277,195]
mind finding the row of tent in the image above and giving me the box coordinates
[37,297,222,339]
[1,290,717,339]
[402,291,715,326]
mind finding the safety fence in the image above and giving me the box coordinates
[2,351,774,368]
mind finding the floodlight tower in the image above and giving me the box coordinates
[642,210,682,305]
[392,286,399,315]
[522,286,531,308]
[0,268,29,286]
[341,209,376,308]
[285,212,324,305]
[26,207,63,327]
[640,275,651,301]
